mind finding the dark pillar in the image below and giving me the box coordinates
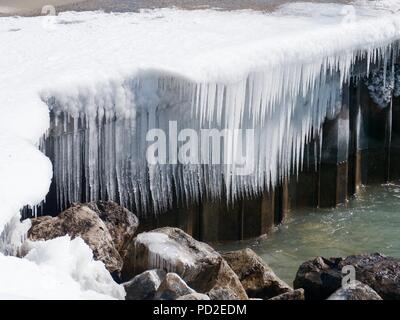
[199,197,242,242]
[241,195,262,240]
[319,88,350,207]
[390,96,400,181]
[288,139,320,209]
[260,189,276,235]
[358,83,391,184]
[348,79,362,196]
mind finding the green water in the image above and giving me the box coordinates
[216,184,400,285]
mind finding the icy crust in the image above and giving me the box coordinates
[366,65,400,108]
[135,232,196,272]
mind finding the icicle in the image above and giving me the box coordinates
[38,42,400,217]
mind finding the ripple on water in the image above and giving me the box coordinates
[215,184,400,285]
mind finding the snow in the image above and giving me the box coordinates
[0,0,399,299]
[0,236,125,300]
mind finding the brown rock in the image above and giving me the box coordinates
[28,204,122,273]
[86,201,139,259]
[154,273,195,300]
[177,293,210,300]
[122,227,248,300]
[269,289,305,300]
[123,269,166,300]
[222,248,292,299]
[207,287,241,300]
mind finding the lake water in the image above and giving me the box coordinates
[215,183,400,285]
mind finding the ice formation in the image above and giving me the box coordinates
[36,2,400,215]
[0,0,400,298]
[366,65,400,108]
[135,232,196,273]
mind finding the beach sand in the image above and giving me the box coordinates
[0,0,87,15]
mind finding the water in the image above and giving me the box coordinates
[215,183,400,285]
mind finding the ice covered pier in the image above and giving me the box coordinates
[42,57,400,242]
[1,1,400,241]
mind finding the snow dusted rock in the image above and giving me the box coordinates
[327,281,382,300]
[123,269,166,300]
[222,248,292,299]
[177,293,210,300]
[154,273,195,300]
[269,289,305,300]
[122,227,248,300]
[86,201,139,259]
[294,256,343,300]
[28,204,122,273]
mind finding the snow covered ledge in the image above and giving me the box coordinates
[0,0,400,298]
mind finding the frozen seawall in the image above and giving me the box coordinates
[1,1,400,241]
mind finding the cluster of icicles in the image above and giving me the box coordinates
[40,43,400,216]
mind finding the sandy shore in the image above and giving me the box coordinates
[0,0,87,15]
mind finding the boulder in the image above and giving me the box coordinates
[222,248,292,299]
[339,253,400,300]
[177,293,210,300]
[327,281,382,300]
[86,201,139,259]
[294,253,400,300]
[154,273,195,300]
[28,204,122,273]
[122,227,248,299]
[293,256,343,300]
[123,269,166,300]
[269,289,305,300]
[207,287,242,300]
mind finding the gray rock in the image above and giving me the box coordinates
[207,287,241,300]
[327,281,382,300]
[29,204,122,273]
[122,227,248,299]
[177,293,210,300]
[154,273,195,300]
[223,248,292,299]
[293,256,343,300]
[269,289,305,300]
[339,253,400,300]
[123,269,166,300]
[294,253,400,300]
